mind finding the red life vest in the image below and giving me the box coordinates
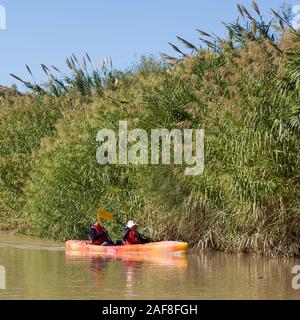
[125,229,139,244]
[90,225,108,245]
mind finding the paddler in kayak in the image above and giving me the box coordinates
[89,221,113,246]
[122,220,152,245]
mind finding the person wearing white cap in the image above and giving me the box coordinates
[122,220,151,245]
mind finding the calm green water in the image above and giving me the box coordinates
[0,231,299,300]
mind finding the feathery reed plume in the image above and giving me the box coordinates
[199,38,215,49]
[237,4,244,18]
[10,73,29,85]
[252,1,260,16]
[82,57,87,70]
[72,54,78,63]
[41,64,50,73]
[70,57,76,69]
[241,5,254,21]
[159,53,180,64]
[26,65,33,77]
[41,65,49,76]
[86,53,92,63]
[51,65,61,73]
[168,42,186,56]
[271,8,295,31]
[271,8,282,20]
[196,29,212,37]
[159,53,178,61]
[10,73,46,94]
[66,58,73,70]
[176,36,199,51]
[25,65,39,85]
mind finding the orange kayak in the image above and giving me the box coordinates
[66,240,188,255]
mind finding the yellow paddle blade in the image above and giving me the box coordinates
[97,208,115,226]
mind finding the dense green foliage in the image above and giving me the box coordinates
[1,3,300,256]
[0,96,69,228]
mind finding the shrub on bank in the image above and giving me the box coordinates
[0,96,69,228]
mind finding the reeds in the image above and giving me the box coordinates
[2,3,300,256]
[10,53,117,98]
[161,1,290,62]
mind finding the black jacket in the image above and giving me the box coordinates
[89,226,107,243]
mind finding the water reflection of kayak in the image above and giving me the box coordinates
[66,240,188,254]
[65,248,188,268]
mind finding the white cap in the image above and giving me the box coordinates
[126,220,139,229]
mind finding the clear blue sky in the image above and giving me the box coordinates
[0,0,299,88]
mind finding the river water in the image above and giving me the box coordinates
[0,232,299,300]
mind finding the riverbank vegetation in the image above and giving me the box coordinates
[1,2,300,257]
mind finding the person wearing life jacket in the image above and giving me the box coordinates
[89,221,113,246]
[122,220,151,245]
